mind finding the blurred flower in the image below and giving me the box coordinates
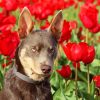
[0,13,16,31]
[93,75,100,88]
[97,0,100,5]
[56,65,72,78]
[90,24,100,33]
[85,0,94,4]
[0,0,18,11]
[0,30,20,58]
[29,1,55,20]
[79,4,99,33]
[17,0,30,5]
[79,42,88,59]
[0,10,7,22]
[59,20,71,43]
[64,0,75,8]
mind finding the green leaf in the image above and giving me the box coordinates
[53,87,67,100]
[78,81,87,91]
[90,80,95,96]
[80,62,100,75]
[64,80,75,96]
[77,70,87,83]
[50,71,61,89]
[78,90,94,100]
[91,59,100,67]
[96,44,100,59]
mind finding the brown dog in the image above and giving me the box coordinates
[0,7,63,100]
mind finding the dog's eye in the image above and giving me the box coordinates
[32,46,39,53]
[48,47,55,54]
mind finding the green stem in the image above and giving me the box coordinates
[75,63,78,100]
[87,65,90,94]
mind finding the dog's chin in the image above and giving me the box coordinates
[29,73,50,82]
[28,69,51,82]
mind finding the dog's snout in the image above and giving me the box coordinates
[41,65,51,74]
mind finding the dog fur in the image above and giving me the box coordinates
[0,7,63,100]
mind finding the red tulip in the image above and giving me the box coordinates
[97,0,100,5]
[82,46,95,64]
[62,43,82,62]
[17,0,30,5]
[0,15,16,31]
[0,11,6,23]
[64,0,75,8]
[79,42,88,59]
[90,24,100,33]
[93,75,100,88]
[59,20,71,43]
[79,4,98,29]
[0,0,18,11]
[2,16,16,25]
[85,0,94,4]
[56,65,72,78]
[0,30,20,58]
[30,1,55,20]
[71,43,82,62]
[62,42,95,64]
[62,42,75,61]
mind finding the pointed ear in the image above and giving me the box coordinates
[48,10,63,41]
[18,7,33,38]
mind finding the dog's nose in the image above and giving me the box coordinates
[41,65,51,74]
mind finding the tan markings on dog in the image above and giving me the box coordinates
[19,48,45,81]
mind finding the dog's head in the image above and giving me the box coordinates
[16,7,63,81]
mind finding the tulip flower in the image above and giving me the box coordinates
[56,65,72,78]
[0,14,16,31]
[79,4,98,29]
[59,20,72,43]
[79,4,100,33]
[0,30,20,58]
[85,0,94,4]
[0,0,18,11]
[82,46,95,64]
[93,75,100,88]
[62,42,95,64]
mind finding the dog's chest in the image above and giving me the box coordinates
[3,69,52,100]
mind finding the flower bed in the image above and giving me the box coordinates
[0,0,100,99]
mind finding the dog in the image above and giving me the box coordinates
[0,7,63,100]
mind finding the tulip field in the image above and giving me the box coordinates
[0,0,100,100]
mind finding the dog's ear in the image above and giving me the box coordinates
[48,10,63,41]
[18,7,33,38]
